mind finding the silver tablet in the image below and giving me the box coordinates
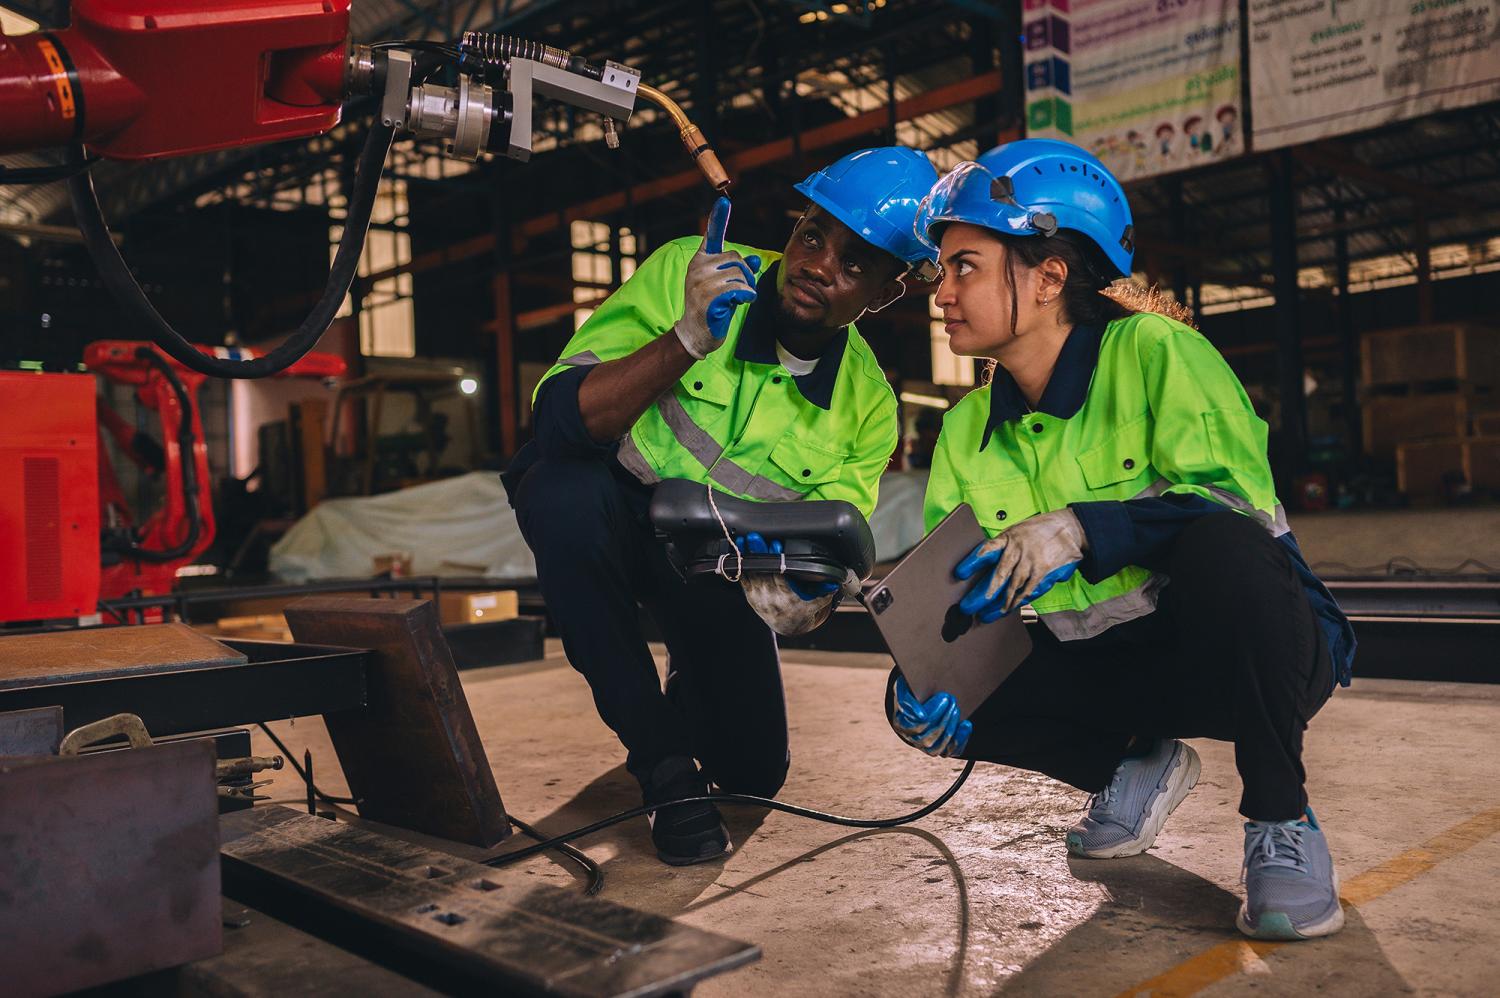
[862,505,1033,719]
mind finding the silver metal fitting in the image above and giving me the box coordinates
[379,49,415,130]
[405,75,499,161]
[346,44,377,97]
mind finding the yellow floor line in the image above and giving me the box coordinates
[1113,805,1500,998]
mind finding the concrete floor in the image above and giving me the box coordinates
[252,641,1500,997]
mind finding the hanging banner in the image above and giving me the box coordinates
[1250,0,1500,150]
[1023,0,1244,182]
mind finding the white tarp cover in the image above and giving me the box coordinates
[269,469,934,582]
[270,472,537,582]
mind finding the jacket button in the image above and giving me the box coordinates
[996,510,1007,521]
[773,376,783,384]
[802,468,812,477]
[1123,458,1135,470]
[693,381,703,390]
[1031,422,1043,433]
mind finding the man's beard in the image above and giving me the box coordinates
[773,289,832,339]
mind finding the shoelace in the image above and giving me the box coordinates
[1241,821,1309,881]
[1086,763,1128,817]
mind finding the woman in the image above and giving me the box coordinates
[888,138,1355,941]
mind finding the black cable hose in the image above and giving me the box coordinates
[256,723,359,806]
[255,728,604,892]
[114,346,202,562]
[250,737,969,892]
[65,123,396,380]
[483,761,976,869]
[509,815,605,895]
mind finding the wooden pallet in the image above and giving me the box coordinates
[1395,436,1500,497]
[1363,392,1477,459]
[1361,322,1500,391]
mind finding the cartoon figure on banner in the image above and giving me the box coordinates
[1183,114,1208,154]
[1125,129,1148,174]
[1215,104,1238,155]
[1155,122,1175,159]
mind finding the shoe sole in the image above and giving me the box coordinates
[1067,743,1202,859]
[1236,869,1345,940]
[656,837,732,867]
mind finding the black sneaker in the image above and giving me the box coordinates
[642,756,730,866]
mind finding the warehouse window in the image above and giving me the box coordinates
[929,294,974,387]
[571,221,636,331]
[331,176,415,357]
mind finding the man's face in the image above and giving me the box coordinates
[775,206,905,330]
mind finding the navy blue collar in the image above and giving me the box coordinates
[981,324,1104,450]
[734,261,846,411]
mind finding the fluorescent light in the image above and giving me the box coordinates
[459,377,479,395]
[900,391,950,410]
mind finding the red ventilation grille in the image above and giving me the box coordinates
[24,456,63,603]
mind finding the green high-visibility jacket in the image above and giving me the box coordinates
[925,312,1285,641]
[535,236,899,519]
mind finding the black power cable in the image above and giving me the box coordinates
[253,732,971,895]
[65,122,395,380]
[508,815,605,895]
[256,723,358,806]
[482,762,976,869]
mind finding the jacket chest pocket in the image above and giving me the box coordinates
[769,434,847,487]
[1076,414,1153,493]
[959,477,1040,534]
[680,365,734,408]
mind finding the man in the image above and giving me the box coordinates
[504,147,939,865]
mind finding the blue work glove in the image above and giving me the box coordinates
[675,197,761,359]
[891,675,971,758]
[736,532,840,602]
[955,508,1087,622]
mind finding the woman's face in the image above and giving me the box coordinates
[932,223,1048,358]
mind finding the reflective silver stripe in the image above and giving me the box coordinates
[615,432,660,485]
[1040,574,1167,642]
[560,350,603,367]
[1203,486,1290,537]
[654,392,803,501]
[1137,478,1288,537]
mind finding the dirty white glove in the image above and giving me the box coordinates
[956,508,1086,621]
[741,573,838,636]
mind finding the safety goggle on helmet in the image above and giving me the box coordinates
[914,139,1136,280]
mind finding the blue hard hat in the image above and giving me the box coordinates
[795,146,941,278]
[916,138,1135,278]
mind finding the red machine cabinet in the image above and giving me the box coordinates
[0,372,101,622]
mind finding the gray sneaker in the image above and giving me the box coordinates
[1237,809,1344,940]
[1066,739,1200,859]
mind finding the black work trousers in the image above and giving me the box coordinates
[926,512,1333,820]
[513,456,790,795]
